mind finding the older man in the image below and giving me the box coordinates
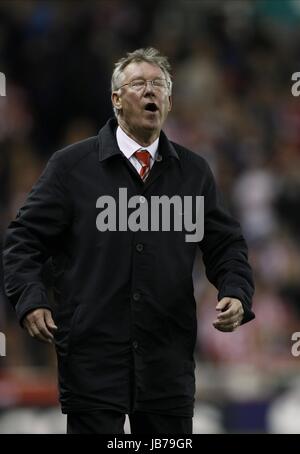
[2,48,254,434]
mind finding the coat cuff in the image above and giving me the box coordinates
[15,283,52,326]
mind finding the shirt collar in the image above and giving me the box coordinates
[116,125,159,161]
[97,118,180,163]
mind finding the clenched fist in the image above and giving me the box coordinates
[213,297,244,332]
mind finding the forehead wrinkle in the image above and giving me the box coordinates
[123,62,164,83]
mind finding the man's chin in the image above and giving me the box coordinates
[142,117,160,130]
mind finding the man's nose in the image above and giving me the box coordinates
[144,80,155,93]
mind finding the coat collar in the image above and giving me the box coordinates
[98,118,179,163]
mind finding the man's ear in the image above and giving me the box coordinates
[168,96,172,112]
[112,92,122,112]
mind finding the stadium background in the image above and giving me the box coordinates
[1,0,300,433]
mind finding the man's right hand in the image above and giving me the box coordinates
[23,308,57,343]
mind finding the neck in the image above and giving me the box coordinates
[118,119,159,147]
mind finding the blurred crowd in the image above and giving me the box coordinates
[1,0,300,431]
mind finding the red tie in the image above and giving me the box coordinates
[134,150,151,181]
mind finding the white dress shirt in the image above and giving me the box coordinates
[116,126,159,174]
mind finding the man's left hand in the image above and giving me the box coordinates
[213,297,244,332]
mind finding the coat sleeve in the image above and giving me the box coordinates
[199,161,255,324]
[2,152,72,325]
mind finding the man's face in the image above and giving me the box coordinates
[112,62,172,140]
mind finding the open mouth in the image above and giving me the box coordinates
[144,102,159,112]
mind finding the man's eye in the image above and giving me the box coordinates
[131,80,145,88]
[153,80,164,87]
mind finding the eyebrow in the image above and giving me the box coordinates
[129,77,165,81]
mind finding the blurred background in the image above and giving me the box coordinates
[1,0,300,434]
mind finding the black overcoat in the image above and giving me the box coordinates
[3,118,254,416]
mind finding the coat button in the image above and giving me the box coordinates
[133,292,140,301]
[133,340,139,350]
[136,243,144,252]
[139,196,146,203]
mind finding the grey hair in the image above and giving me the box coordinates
[111,47,172,116]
